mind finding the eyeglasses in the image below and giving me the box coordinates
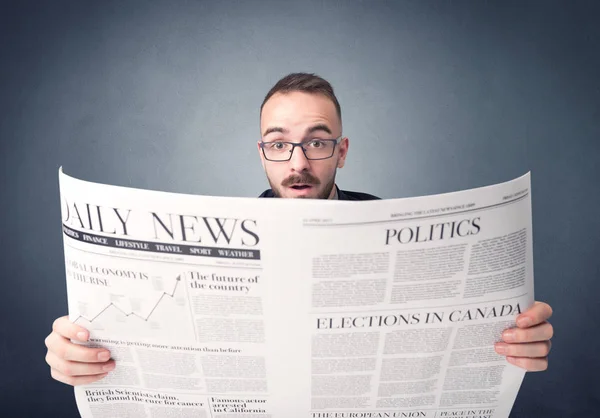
[259,137,342,162]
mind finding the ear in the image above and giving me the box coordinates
[257,141,266,170]
[336,137,349,169]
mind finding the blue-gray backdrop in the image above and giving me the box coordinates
[1,1,598,417]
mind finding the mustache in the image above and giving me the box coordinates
[281,173,321,187]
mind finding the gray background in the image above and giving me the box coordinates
[1,0,599,416]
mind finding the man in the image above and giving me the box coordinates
[45,73,553,386]
[256,74,379,201]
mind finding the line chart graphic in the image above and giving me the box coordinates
[73,276,182,324]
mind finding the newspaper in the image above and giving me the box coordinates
[59,168,534,418]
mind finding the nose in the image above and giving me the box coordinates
[288,145,311,172]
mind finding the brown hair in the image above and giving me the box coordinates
[260,73,342,122]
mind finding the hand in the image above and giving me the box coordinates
[494,301,553,371]
[44,316,115,386]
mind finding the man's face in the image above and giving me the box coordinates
[258,91,348,199]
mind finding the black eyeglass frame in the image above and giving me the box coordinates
[258,136,342,162]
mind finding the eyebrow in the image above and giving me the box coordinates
[306,124,332,136]
[262,124,333,138]
[262,127,287,137]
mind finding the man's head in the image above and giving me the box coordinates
[258,73,349,199]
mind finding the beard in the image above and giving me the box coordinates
[268,171,337,199]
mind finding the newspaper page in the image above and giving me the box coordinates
[59,169,534,418]
[263,173,533,418]
[60,169,273,418]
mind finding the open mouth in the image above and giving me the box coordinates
[290,184,312,190]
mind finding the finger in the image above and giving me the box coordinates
[516,301,553,328]
[50,367,108,386]
[502,322,553,343]
[506,356,548,372]
[45,351,115,377]
[45,332,111,363]
[495,340,552,358]
[52,316,90,342]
